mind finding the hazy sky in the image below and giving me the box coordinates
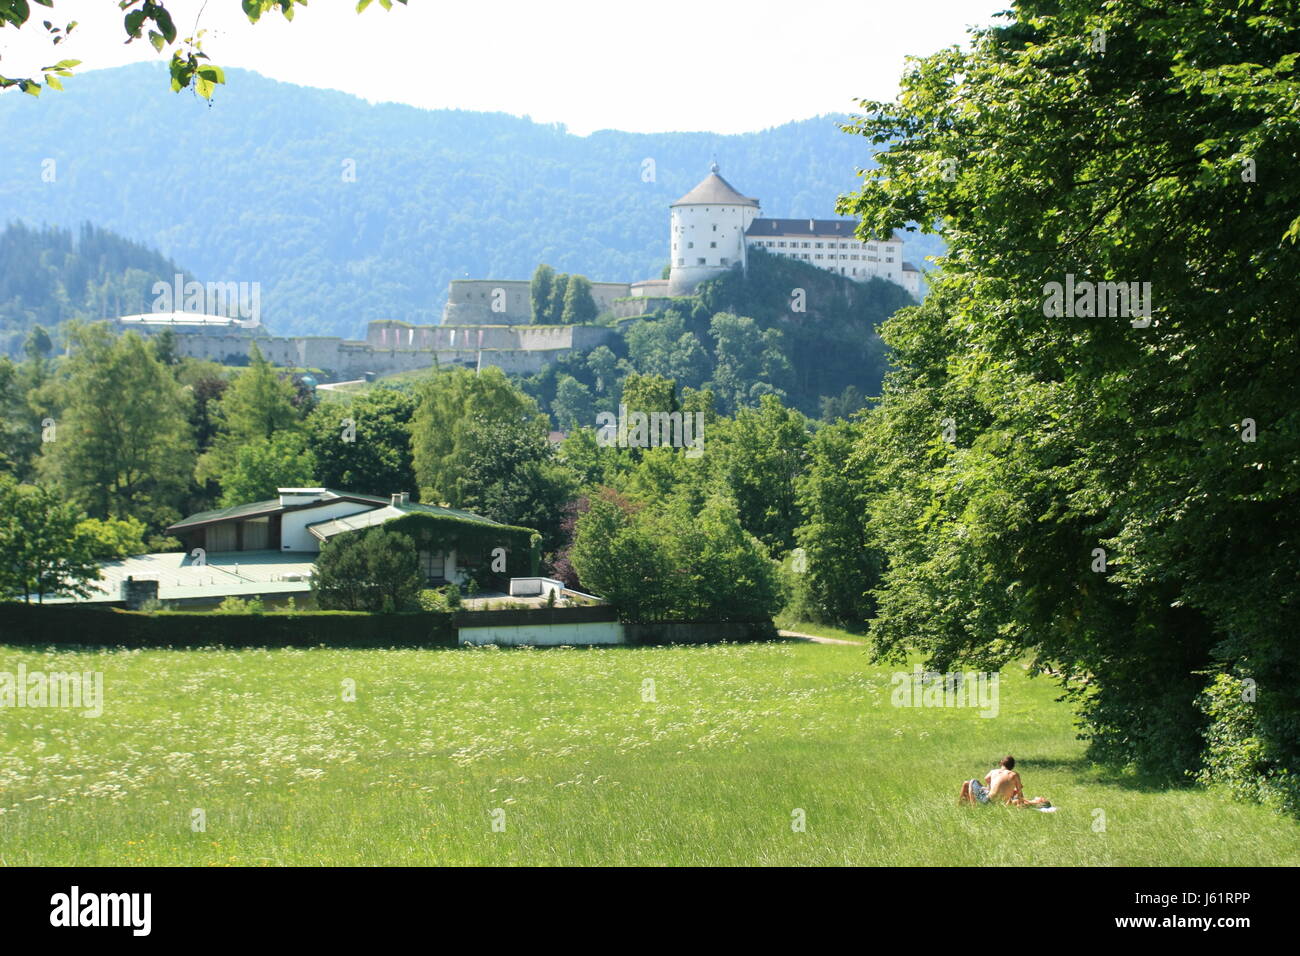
[1,0,1001,134]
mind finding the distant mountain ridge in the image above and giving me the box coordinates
[0,64,942,338]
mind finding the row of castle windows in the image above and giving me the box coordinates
[675,258,730,267]
[752,239,893,251]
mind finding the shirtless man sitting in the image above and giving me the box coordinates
[959,755,1051,807]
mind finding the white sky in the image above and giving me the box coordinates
[1,0,1000,134]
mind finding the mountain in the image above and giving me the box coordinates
[0,63,942,338]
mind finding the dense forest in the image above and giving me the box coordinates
[0,222,195,357]
[0,63,942,337]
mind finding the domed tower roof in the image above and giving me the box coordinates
[671,165,759,207]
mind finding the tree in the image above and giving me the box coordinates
[551,374,595,431]
[410,365,547,507]
[312,526,422,613]
[561,274,598,325]
[37,323,195,529]
[0,476,101,603]
[307,388,418,495]
[625,314,709,389]
[837,0,1300,797]
[708,312,791,413]
[548,273,570,326]
[217,431,317,507]
[0,1,405,100]
[570,486,781,624]
[455,415,577,554]
[197,344,303,489]
[711,394,809,555]
[530,264,556,324]
[75,515,149,561]
[791,420,879,624]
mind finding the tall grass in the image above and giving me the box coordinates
[1,641,1295,865]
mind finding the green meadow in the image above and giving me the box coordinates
[1,639,1296,866]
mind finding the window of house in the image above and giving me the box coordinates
[697,258,706,265]
[720,257,729,266]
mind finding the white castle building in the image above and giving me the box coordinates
[666,163,920,297]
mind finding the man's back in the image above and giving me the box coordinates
[985,767,1021,804]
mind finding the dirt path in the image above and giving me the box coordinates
[778,629,863,646]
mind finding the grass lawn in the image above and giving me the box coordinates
[1,640,1296,866]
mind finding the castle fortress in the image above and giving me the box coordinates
[128,166,919,379]
[441,164,920,323]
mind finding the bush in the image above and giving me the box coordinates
[1197,673,1300,815]
[0,601,456,648]
[312,527,423,612]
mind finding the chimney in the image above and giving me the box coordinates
[808,219,814,232]
[400,492,410,504]
[391,493,402,506]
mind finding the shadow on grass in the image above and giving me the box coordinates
[1025,755,1194,794]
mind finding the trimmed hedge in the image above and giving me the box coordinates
[0,602,456,649]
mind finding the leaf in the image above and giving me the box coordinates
[43,73,62,90]
[154,8,176,44]
[21,79,40,97]
[356,0,372,10]
[148,30,164,52]
[124,9,146,38]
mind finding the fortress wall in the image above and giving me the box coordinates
[443,280,532,325]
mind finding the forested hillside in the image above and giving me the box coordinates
[0,63,942,337]
[0,222,194,357]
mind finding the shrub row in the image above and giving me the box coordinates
[0,602,456,649]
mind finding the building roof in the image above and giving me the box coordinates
[42,549,318,604]
[671,166,760,207]
[305,499,509,542]
[902,261,920,272]
[118,311,252,329]
[168,490,394,533]
[745,218,906,241]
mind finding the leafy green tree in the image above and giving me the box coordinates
[0,476,101,603]
[197,344,303,488]
[551,374,595,430]
[37,323,195,528]
[410,366,549,507]
[710,394,809,555]
[456,415,577,554]
[584,345,620,399]
[547,273,570,325]
[570,486,780,624]
[708,312,791,413]
[217,431,317,507]
[75,515,149,561]
[838,0,1300,792]
[307,388,418,495]
[569,489,675,622]
[561,274,598,324]
[625,314,709,389]
[791,420,879,624]
[530,264,556,324]
[312,526,422,613]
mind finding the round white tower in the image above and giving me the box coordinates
[667,163,760,296]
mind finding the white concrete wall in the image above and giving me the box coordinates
[458,621,625,646]
[280,502,377,553]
